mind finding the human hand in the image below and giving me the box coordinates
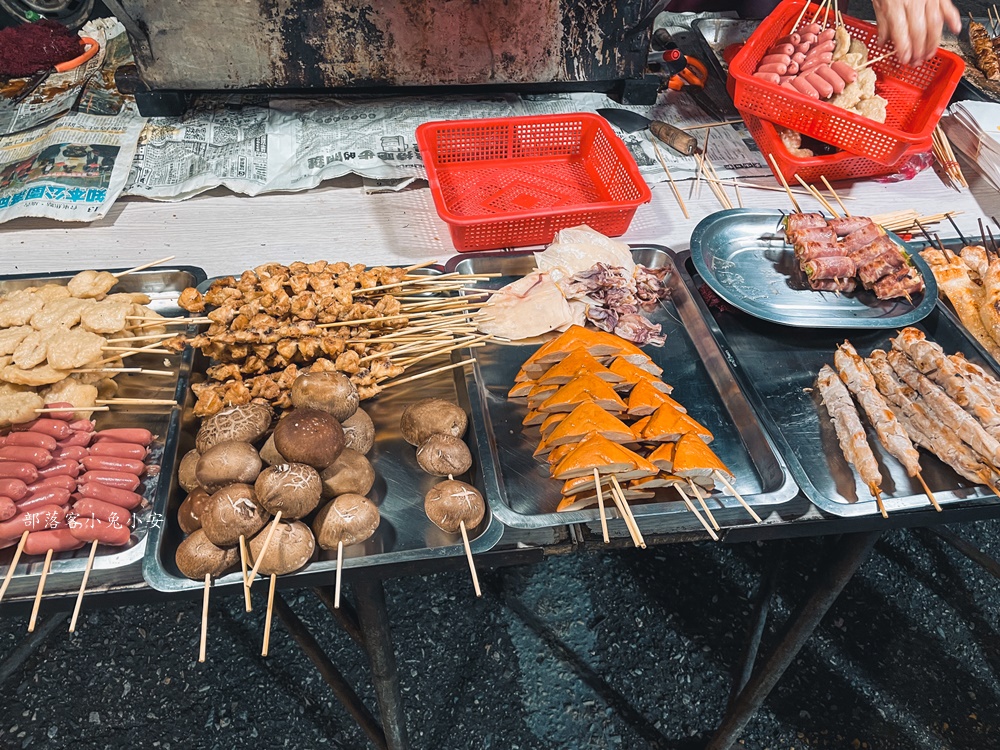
[872,0,961,65]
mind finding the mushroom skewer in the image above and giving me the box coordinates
[425,478,485,597]
[313,494,381,609]
[834,342,937,509]
[816,364,886,514]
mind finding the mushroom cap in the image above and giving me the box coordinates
[424,479,485,534]
[415,434,472,477]
[341,408,375,455]
[273,408,345,470]
[399,399,468,447]
[195,402,274,453]
[312,493,380,549]
[258,434,284,466]
[195,441,262,493]
[248,520,315,575]
[200,483,270,547]
[175,529,240,580]
[254,462,323,519]
[320,449,375,499]
[178,449,201,493]
[291,371,359,422]
[177,488,211,534]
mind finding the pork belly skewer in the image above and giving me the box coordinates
[867,350,1000,492]
[834,342,938,510]
[816,364,886,515]
[948,353,1000,406]
[891,328,1000,440]
[887,350,1000,473]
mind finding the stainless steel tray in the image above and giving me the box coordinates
[680,252,1000,517]
[0,265,205,601]
[142,272,503,593]
[447,246,799,534]
[690,209,939,329]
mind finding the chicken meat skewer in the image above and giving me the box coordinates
[816,364,886,514]
[834,342,938,509]
[867,350,999,491]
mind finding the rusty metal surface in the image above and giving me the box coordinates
[113,0,654,90]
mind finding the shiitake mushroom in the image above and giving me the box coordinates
[312,493,380,550]
[177,488,211,534]
[341,408,375,455]
[291,371,359,422]
[424,479,484,534]
[320,449,375,498]
[175,529,240,579]
[258,434,284,466]
[195,402,273,453]
[200,483,270,547]
[399,399,467,447]
[178,449,201,493]
[416,434,472,477]
[195,441,262,493]
[248,520,315,575]
[254,462,322,519]
[273,408,344,470]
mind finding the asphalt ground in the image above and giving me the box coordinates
[0,521,999,749]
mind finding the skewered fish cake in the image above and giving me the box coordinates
[46,328,106,370]
[67,269,117,299]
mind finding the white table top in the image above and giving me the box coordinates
[0,165,997,278]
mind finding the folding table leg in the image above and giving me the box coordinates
[707,530,881,750]
[926,527,1000,581]
[354,577,410,750]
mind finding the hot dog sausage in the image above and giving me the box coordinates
[0,446,53,468]
[801,22,822,35]
[806,71,834,98]
[0,497,15,522]
[92,428,153,446]
[40,403,76,421]
[77,482,143,509]
[90,442,146,460]
[815,64,847,94]
[80,471,140,492]
[757,62,788,75]
[761,53,792,66]
[831,60,858,83]
[800,55,832,74]
[2,432,57,451]
[767,43,795,57]
[0,505,66,539]
[26,476,77,494]
[11,419,71,439]
[0,478,28,501]
[25,529,83,555]
[795,42,812,55]
[72,498,133,528]
[58,431,92,448]
[53,446,88,462]
[786,62,800,75]
[800,32,818,45]
[37,460,81,479]
[16,487,72,512]
[791,76,820,98]
[774,33,801,46]
[807,39,836,56]
[81,455,144,476]
[792,51,807,64]
[0,462,38,482]
[69,420,94,433]
[818,28,836,42]
[753,72,782,84]
[69,518,131,547]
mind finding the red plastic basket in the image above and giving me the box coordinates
[728,0,964,165]
[416,113,652,252]
[742,110,933,184]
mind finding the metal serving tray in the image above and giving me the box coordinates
[680,252,1000,517]
[690,209,938,329]
[142,273,503,593]
[446,246,799,535]
[0,265,205,600]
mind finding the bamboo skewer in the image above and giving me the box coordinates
[794,175,840,218]
[932,125,967,190]
[240,535,253,612]
[768,154,801,212]
[916,472,941,512]
[860,51,895,69]
[714,471,763,523]
[379,358,477,389]
[105,332,178,344]
[69,540,99,633]
[687,481,720,531]
[335,540,344,609]
[102,346,171,354]
[460,521,482,597]
[609,475,645,549]
[35,406,110,414]
[262,573,277,657]
[593,468,610,544]
[199,574,210,663]
[873,487,888,519]
[28,549,54,633]
[0,531,28,604]
[113,255,176,279]
[820,176,851,216]
[676,485,719,541]
[792,0,812,30]
[681,119,744,130]
[403,260,439,272]
[649,134,689,219]
[245,511,282,591]
[702,177,832,198]
[95,399,177,406]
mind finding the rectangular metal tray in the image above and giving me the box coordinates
[447,246,799,535]
[142,272,503,593]
[680,251,1000,517]
[689,209,938,329]
[0,265,205,601]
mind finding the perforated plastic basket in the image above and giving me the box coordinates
[416,114,652,252]
[742,110,933,184]
[728,0,964,165]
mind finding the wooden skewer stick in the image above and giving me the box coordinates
[703,176,826,197]
[246,511,282,588]
[676,485,719,541]
[916,472,941,512]
[733,180,744,209]
[36,406,110,414]
[860,51,895,70]
[820,176,851,216]
[28,548,54,633]
[240,535,252,612]
[794,175,840,218]
[649,133,689,219]
[593,468,610,544]
[687,481,720,531]
[792,0,812,29]
[768,154,801,213]
[0,531,28,604]
[714,471,763,523]
[95,398,178,406]
[403,260,439,272]
[872,485,888,519]
[262,573,277,657]
[682,119,744,130]
[101,346,171,354]
[379,358,477,389]
[602,474,641,547]
[460,521,482,597]
[199,573,210,663]
[609,475,645,549]
[125,316,210,324]
[105,332,178,344]
[335,540,344,609]
[112,255,176,279]
[68,539,99,633]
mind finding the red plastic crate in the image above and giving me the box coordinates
[416,113,652,252]
[742,110,933,184]
[728,0,964,165]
